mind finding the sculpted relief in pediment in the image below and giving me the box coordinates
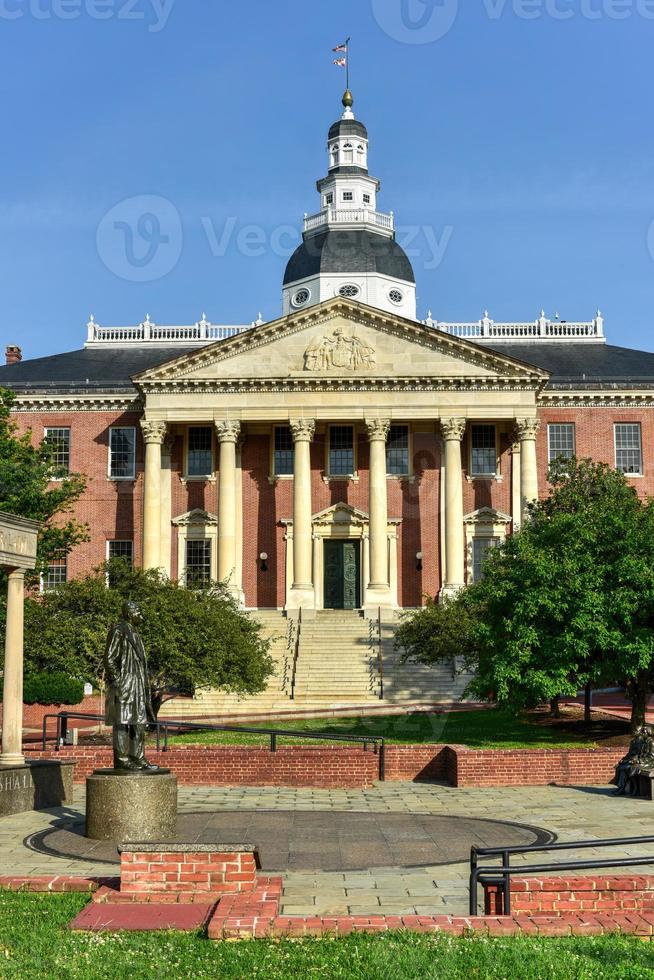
[304,327,375,372]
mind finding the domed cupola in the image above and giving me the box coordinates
[283,91,416,319]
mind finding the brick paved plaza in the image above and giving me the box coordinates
[3,781,653,918]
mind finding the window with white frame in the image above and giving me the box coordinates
[44,427,70,476]
[42,558,67,592]
[187,426,213,477]
[109,427,136,479]
[325,192,334,206]
[548,423,576,463]
[274,426,294,476]
[615,423,643,474]
[363,193,371,205]
[472,537,499,583]
[342,191,353,202]
[343,142,354,163]
[470,425,497,476]
[107,540,134,566]
[329,426,355,476]
[185,539,212,587]
[386,425,409,476]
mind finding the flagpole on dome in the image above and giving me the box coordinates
[333,37,353,116]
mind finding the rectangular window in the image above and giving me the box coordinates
[325,192,334,206]
[470,424,497,476]
[342,191,353,202]
[44,427,70,476]
[109,427,136,479]
[472,538,498,583]
[107,540,134,565]
[329,426,355,476]
[386,425,409,476]
[615,423,642,475]
[186,539,212,587]
[548,423,576,463]
[274,426,294,476]
[42,559,67,592]
[363,193,371,205]
[187,426,213,477]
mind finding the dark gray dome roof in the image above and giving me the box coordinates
[283,229,416,286]
[328,118,368,141]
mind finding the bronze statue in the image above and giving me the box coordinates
[612,725,654,796]
[104,600,161,773]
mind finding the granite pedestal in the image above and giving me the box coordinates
[85,771,177,842]
[0,760,74,816]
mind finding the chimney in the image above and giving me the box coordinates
[5,345,22,365]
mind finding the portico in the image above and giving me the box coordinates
[132,298,547,613]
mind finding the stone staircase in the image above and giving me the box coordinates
[292,611,380,704]
[160,609,473,719]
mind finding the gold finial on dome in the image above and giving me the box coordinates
[342,89,354,108]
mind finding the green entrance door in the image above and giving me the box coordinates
[323,540,361,610]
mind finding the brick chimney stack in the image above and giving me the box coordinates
[5,346,22,364]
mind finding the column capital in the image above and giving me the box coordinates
[515,417,541,442]
[440,417,466,441]
[290,418,316,443]
[365,418,391,442]
[140,419,168,445]
[215,419,241,444]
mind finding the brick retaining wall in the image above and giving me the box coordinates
[484,876,654,917]
[27,742,625,789]
[1,696,101,731]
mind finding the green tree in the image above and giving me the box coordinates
[396,459,654,731]
[0,387,87,577]
[23,561,275,717]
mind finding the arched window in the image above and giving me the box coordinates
[357,144,365,164]
[343,142,354,164]
[331,145,339,166]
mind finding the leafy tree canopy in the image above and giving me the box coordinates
[396,459,654,730]
[23,561,275,716]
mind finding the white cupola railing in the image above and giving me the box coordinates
[303,207,394,235]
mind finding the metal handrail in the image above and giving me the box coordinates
[290,608,302,701]
[40,707,386,781]
[469,835,654,916]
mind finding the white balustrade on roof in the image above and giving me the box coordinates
[422,310,605,344]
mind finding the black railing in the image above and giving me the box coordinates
[41,709,386,780]
[290,607,302,700]
[469,835,654,915]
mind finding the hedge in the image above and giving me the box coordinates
[0,673,85,706]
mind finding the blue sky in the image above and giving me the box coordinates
[2,0,653,358]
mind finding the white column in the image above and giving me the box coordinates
[516,418,541,522]
[140,419,167,570]
[288,419,315,611]
[159,432,174,577]
[440,417,466,597]
[215,420,242,601]
[365,419,392,612]
[0,570,26,766]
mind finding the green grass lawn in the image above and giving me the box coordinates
[165,708,600,750]
[1,892,653,979]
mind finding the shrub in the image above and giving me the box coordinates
[0,672,85,706]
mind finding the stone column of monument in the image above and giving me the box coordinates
[0,569,26,766]
[289,418,315,611]
[365,419,392,612]
[516,417,541,522]
[215,420,241,598]
[140,419,167,570]
[441,418,466,596]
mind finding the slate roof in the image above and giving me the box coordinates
[283,229,416,286]
[1,339,654,395]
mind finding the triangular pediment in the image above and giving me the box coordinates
[133,299,549,391]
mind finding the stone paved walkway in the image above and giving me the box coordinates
[3,782,654,916]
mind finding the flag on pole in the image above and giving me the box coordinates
[333,43,348,53]
[333,58,346,67]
